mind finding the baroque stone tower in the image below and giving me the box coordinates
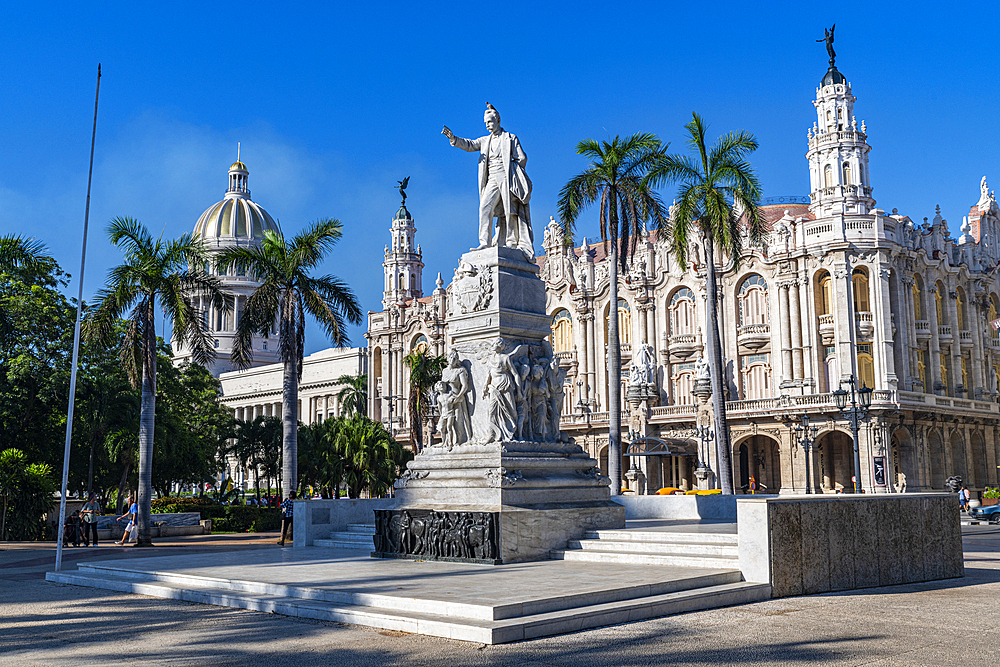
[382,195,424,309]
[806,62,875,218]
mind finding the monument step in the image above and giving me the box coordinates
[583,529,738,545]
[314,538,372,550]
[551,549,740,569]
[46,568,767,644]
[71,560,742,619]
[566,539,739,557]
[345,523,376,534]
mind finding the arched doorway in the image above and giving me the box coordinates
[818,430,853,492]
[734,435,781,494]
[927,429,945,489]
[971,432,988,489]
[890,427,915,492]
[949,430,966,483]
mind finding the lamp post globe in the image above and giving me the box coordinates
[833,388,849,411]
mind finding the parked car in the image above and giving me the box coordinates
[969,504,1000,524]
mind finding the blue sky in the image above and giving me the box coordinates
[2,2,999,353]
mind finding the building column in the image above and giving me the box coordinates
[778,281,793,384]
[799,274,816,392]
[875,265,896,389]
[577,311,590,405]
[927,285,942,393]
[586,312,597,409]
[947,283,963,396]
[898,276,915,390]
[789,280,804,382]
[971,296,987,399]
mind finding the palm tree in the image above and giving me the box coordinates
[215,220,362,502]
[558,134,669,495]
[402,349,446,453]
[85,217,224,544]
[0,234,47,273]
[334,373,368,417]
[647,113,766,494]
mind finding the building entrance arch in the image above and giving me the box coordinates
[818,430,853,492]
[733,434,781,494]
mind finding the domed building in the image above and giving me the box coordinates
[172,160,283,376]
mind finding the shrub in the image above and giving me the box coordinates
[984,487,1000,500]
[1,449,57,541]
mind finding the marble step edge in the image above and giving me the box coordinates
[566,539,739,556]
[46,570,769,644]
[72,562,742,621]
[327,532,373,541]
[313,539,370,549]
[345,524,376,533]
[584,530,738,544]
[551,550,740,568]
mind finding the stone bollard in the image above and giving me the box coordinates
[200,519,212,534]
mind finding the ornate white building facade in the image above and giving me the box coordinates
[366,60,1000,499]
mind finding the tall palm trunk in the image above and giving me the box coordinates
[136,301,156,545]
[607,242,622,495]
[282,354,298,501]
[703,233,734,494]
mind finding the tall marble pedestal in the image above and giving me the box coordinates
[374,246,624,564]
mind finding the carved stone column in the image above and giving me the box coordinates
[928,284,943,393]
[876,264,897,388]
[778,281,793,385]
[789,279,804,381]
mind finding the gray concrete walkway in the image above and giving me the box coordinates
[2,525,998,665]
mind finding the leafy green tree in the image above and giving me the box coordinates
[334,373,368,417]
[215,220,362,502]
[402,349,445,453]
[85,217,225,545]
[558,134,669,494]
[647,113,766,494]
[0,234,47,273]
[0,448,56,541]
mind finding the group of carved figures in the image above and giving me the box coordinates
[481,337,567,443]
[434,338,568,447]
[374,509,500,562]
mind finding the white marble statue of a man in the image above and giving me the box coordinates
[695,355,710,380]
[442,103,533,256]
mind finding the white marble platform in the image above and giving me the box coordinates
[46,534,768,644]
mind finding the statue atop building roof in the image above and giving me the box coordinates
[817,24,836,66]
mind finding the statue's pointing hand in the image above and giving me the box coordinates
[441,125,455,141]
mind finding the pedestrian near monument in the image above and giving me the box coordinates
[81,493,101,547]
[277,491,296,546]
[960,486,970,512]
[116,495,137,546]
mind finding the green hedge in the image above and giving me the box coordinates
[148,496,280,532]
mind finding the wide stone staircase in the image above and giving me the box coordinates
[550,526,740,569]
[313,523,375,550]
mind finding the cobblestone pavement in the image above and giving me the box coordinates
[2,527,997,667]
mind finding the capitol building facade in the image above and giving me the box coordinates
[193,60,1000,499]
[365,60,1000,499]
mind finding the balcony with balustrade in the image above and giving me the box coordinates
[818,313,835,346]
[915,320,931,341]
[736,323,770,351]
[667,333,700,359]
[855,311,874,339]
[959,330,973,350]
[938,325,953,345]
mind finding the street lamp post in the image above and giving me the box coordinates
[832,374,873,493]
[695,424,715,489]
[791,414,819,494]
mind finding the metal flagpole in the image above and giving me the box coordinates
[55,64,101,572]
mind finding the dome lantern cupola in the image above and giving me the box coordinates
[193,156,280,246]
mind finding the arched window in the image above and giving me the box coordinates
[824,346,839,393]
[741,354,771,400]
[738,275,768,325]
[398,273,404,290]
[826,110,832,123]
[605,298,632,348]
[551,309,573,353]
[669,288,695,335]
[842,163,852,185]
[912,276,923,320]
[990,295,1000,345]
[671,362,694,405]
[956,288,966,329]
[935,281,946,323]
[410,273,416,290]
[412,334,428,353]
[857,343,875,389]
[853,268,870,312]
[824,164,833,188]
[817,271,833,316]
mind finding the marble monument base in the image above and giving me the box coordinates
[375,440,625,564]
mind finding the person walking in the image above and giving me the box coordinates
[277,491,296,546]
[960,486,971,513]
[81,493,101,547]
[116,494,137,546]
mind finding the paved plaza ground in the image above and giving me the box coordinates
[1,526,998,666]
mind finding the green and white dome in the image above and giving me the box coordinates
[193,161,280,242]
